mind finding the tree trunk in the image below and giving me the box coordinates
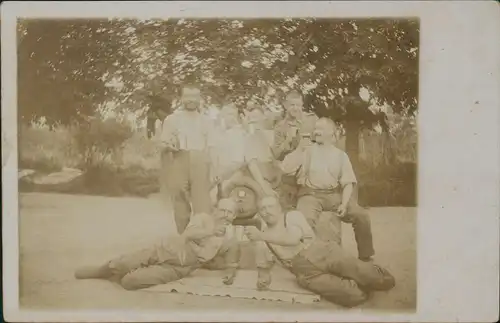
[344,120,361,206]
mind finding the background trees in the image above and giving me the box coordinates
[18,18,418,169]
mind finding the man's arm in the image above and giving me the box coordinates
[260,226,303,246]
[339,151,357,207]
[181,213,215,241]
[160,114,174,141]
[280,147,304,176]
[247,159,274,194]
[159,114,180,151]
[244,135,276,196]
[271,124,291,161]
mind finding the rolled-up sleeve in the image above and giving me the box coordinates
[339,152,357,186]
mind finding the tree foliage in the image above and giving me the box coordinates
[18,18,419,161]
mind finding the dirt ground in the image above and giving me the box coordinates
[18,192,416,312]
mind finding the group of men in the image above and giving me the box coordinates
[75,82,396,308]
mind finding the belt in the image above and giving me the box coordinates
[298,185,341,196]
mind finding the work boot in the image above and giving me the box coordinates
[358,264,396,292]
[256,267,272,290]
[74,263,113,280]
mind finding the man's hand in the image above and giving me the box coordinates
[337,204,348,218]
[244,226,264,241]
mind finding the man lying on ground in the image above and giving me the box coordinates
[75,198,240,290]
[244,196,395,308]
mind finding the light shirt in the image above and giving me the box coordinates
[183,213,234,263]
[263,210,315,263]
[281,144,357,190]
[161,109,216,151]
[244,129,275,164]
[212,125,247,173]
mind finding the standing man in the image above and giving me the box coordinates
[209,101,248,201]
[273,90,318,161]
[281,117,375,262]
[160,83,216,234]
[211,100,247,187]
[272,90,318,209]
[243,104,282,197]
[244,196,395,308]
[75,198,241,290]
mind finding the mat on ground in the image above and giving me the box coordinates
[142,266,321,304]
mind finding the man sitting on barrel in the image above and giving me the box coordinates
[281,117,375,262]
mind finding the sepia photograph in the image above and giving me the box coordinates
[2,1,499,322]
[18,13,419,311]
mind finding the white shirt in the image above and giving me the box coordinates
[161,109,216,151]
[281,144,357,189]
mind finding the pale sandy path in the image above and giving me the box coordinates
[19,193,416,312]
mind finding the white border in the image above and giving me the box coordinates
[2,1,500,322]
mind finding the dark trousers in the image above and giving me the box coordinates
[163,150,212,234]
[106,239,200,290]
[296,186,375,260]
[290,240,395,307]
[106,236,240,290]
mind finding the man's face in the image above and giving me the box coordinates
[313,119,336,144]
[215,199,237,224]
[284,96,304,119]
[258,197,283,226]
[181,86,201,111]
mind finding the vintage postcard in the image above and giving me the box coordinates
[2,1,499,322]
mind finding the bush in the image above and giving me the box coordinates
[72,117,133,171]
[358,161,417,207]
[19,124,81,172]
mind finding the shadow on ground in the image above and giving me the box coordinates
[18,193,416,312]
